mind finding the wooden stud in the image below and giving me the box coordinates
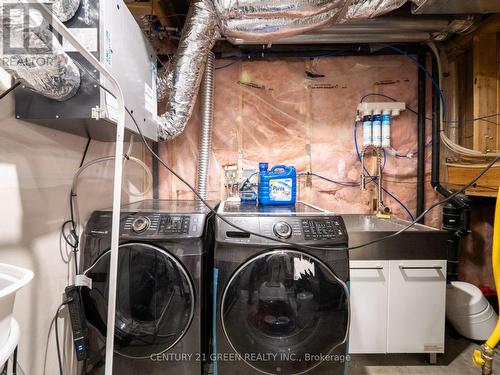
[472,32,498,152]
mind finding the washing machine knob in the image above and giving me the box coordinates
[273,221,292,239]
[132,216,150,233]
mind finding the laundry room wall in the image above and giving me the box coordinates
[0,69,150,374]
[158,55,439,225]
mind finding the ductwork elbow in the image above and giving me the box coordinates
[157,0,220,141]
[1,4,81,101]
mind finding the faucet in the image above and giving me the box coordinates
[360,146,390,216]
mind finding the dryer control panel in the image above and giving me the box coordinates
[122,213,204,238]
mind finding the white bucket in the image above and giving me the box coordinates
[0,264,33,349]
[446,281,498,341]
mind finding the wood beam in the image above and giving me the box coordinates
[472,31,499,152]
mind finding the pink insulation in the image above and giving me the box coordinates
[158,55,440,227]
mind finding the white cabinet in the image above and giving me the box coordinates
[349,260,446,355]
[387,260,446,353]
[349,261,389,354]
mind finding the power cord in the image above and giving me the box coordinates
[78,63,500,251]
[62,138,92,275]
[54,299,73,375]
[0,81,21,100]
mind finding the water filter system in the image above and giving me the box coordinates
[357,102,406,149]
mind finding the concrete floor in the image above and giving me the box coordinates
[348,330,495,374]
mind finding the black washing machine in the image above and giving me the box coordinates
[213,201,350,375]
[80,200,217,375]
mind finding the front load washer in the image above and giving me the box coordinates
[80,200,216,375]
[213,201,350,375]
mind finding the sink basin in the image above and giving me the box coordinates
[342,215,447,261]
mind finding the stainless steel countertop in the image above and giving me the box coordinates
[343,215,447,261]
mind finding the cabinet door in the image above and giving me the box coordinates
[387,260,446,353]
[348,261,389,354]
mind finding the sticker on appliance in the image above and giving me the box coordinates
[269,179,292,201]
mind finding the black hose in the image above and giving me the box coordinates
[430,53,452,199]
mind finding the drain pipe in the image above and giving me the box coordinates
[196,51,215,201]
[430,51,470,282]
[416,49,426,223]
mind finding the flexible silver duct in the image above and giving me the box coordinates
[338,0,409,21]
[1,3,81,100]
[157,0,220,140]
[53,0,81,22]
[157,64,173,103]
[196,52,215,201]
[159,0,419,140]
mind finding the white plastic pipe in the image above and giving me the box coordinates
[30,3,125,374]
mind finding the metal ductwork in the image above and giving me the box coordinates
[159,0,412,140]
[53,0,81,22]
[227,16,475,44]
[196,52,215,202]
[157,0,491,141]
[1,3,81,101]
[157,0,219,141]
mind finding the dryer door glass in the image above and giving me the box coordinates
[221,249,348,374]
[83,243,195,358]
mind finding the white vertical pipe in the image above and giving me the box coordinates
[31,3,125,374]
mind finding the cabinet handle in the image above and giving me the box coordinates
[399,265,443,270]
[350,266,384,270]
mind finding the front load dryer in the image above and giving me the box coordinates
[80,200,216,375]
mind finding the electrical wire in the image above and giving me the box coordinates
[299,172,360,187]
[64,139,92,275]
[0,81,21,100]
[85,64,500,252]
[215,58,242,71]
[54,300,72,375]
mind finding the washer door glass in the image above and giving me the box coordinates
[83,243,195,358]
[221,250,348,374]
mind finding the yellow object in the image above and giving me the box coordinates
[486,186,500,349]
[474,186,500,374]
[473,349,485,366]
[376,212,391,219]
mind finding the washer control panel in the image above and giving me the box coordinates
[301,218,345,240]
[217,214,347,245]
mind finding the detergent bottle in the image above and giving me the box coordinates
[258,163,297,206]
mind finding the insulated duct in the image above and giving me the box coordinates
[157,0,220,140]
[159,0,425,140]
[215,0,345,40]
[196,51,215,201]
[53,0,81,22]
[1,3,81,100]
